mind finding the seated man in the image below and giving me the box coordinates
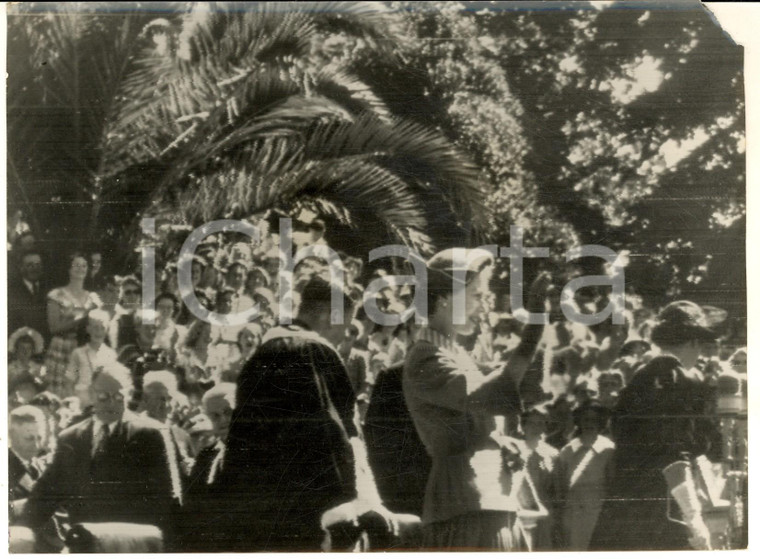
[190,382,236,491]
[140,370,195,478]
[9,405,64,552]
[9,406,47,512]
[17,363,182,547]
[177,383,236,551]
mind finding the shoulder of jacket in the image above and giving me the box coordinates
[59,416,92,440]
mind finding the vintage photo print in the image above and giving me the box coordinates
[4,0,751,553]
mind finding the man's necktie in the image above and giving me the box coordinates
[92,423,110,458]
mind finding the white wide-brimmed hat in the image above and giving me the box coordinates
[8,327,45,354]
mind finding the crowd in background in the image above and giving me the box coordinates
[6,214,748,552]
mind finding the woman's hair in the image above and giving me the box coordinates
[202,382,236,409]
[67,251,88,270]
[237,323,263,343]
[13,334,36,353]
[246,267,270,288]
[426,268,481,317]
[194,289,213,311]
[156,292,180,317]
[215,287,236,305]
[185,319,211,349]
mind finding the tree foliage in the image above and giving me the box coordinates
[8,2,488,271]
[7,1,745,321]
[357,1,745,314]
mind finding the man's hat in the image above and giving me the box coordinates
[9,327,45,354]
[654,300,721,342]
[426,248,494,285]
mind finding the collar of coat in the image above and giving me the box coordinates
[261,322,341,359]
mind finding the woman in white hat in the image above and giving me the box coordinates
[8,327,45,388]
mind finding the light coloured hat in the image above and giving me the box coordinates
[426,247,494,285]
[9,327,45,354]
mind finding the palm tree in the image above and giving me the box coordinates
[8,2,488,265]
[6,3,180,261]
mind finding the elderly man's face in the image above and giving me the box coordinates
[90,373,127,424]
[10,421,42,461]
[142,383,172,423]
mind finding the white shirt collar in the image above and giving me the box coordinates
[569,434,614,454]
[23,279,36,293]
[11,448,32,468]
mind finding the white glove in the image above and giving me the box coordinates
[686,516,711,550]
[671,482,713,550]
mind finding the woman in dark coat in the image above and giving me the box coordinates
[589,301,720,550]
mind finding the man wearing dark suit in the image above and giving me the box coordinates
[8,406,46,509]
[9,406,64,553]
[8,249,49,342]
[20,363,181,545]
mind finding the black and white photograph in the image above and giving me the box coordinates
[3,0,751,553]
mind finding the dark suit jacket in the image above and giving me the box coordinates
[590,355,711,550]
[24,412,177,536]
[9,451,41,503]
[215,323,358,551]
[8,278,49,341]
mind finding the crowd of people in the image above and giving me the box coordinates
[6,217,748,552]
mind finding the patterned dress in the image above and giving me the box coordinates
[43,288,101,397]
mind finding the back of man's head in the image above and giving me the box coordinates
[296,276,354,320]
